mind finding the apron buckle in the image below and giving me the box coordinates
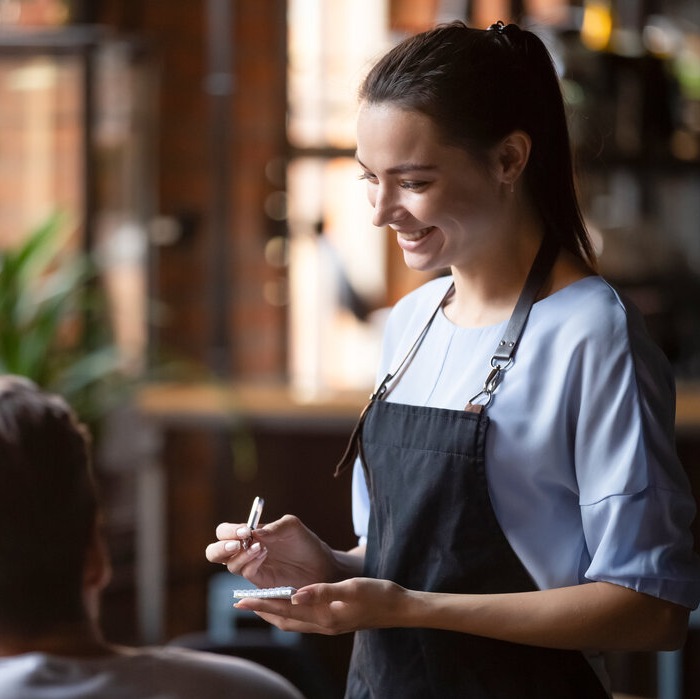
[465,358,512,411]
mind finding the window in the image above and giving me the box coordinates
[286,0,391,397]
[0,29,156,378]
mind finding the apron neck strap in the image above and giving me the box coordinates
[371,281,455,401]
[466,235,560,410]
[490,234,560,366]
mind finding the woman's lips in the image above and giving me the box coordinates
[396,226,435,242]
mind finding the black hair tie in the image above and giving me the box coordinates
[487,21,523,50]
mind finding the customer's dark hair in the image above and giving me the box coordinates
[359,21,595,265]
[0,375,97,635]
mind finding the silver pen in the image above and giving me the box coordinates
[247,496,265,530]
[242,496,264,549]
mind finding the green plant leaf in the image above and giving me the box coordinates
[0,213,127,423]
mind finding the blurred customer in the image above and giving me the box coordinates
[0,375,303,699]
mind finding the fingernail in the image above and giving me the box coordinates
[251,544,268,561]
[224,540,239,552]
[291,591,308,605]
[236,526,249,538]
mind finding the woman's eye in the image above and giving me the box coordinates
[358,171,378,183]
[400,181,427,191]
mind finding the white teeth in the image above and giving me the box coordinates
[401,227,432,241]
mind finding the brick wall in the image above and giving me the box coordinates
[98,0,288,380]
[94,0,293,643]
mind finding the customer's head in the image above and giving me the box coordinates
[359,20,594,264]
[0,376,101,636]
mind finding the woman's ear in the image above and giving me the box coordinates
[497,130,531,188]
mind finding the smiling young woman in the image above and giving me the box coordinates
[207,21,700,699]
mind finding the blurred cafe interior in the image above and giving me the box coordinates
[1,0,700,697]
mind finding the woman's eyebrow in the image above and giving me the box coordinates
[355,153,437,175]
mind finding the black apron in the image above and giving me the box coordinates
[335,238,610,699]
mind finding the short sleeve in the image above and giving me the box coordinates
[574,288,700,608]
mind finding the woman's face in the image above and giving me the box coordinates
[356,102,507,274]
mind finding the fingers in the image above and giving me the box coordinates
[215,521,246,540]
[291,580,354,605]
[256,611,331,635]
[235,541,268,576]
[235,598,326,634]
[236,592,348,636]
[210,514,301,558]
[218,541,268,575]
[206,522,255,562]
[205,525,268,574]
[206,515,305,578]
[290,584,325,606]
[257,513,301,536]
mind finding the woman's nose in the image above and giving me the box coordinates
[371,186,400,228]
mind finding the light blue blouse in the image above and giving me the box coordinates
[352,275,700,609]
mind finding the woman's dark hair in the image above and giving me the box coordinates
[0,375,97,635]
[359,21,595,265]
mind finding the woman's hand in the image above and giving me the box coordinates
[233,577,409,635]
[205,514,362,589]
[231,575,690,652]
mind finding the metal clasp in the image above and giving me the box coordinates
[370,372,392,401]
[466,357,513,409]
[467,365,500,408]
[483,365,502,394]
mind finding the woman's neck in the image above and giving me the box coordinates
[444,228,544,328]
[444,238,594,329]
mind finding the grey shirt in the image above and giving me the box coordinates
[0,646,304,699]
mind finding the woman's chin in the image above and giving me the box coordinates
[402,252,444,275]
